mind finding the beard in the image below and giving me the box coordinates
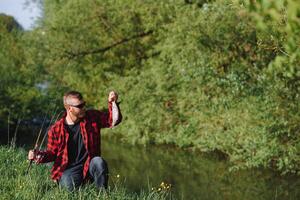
[71,109,86,120]
[77,110,86,119]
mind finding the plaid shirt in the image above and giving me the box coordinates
[36,102,122,181]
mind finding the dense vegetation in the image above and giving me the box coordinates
[0,0,299,175]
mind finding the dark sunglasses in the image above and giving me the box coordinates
[70,102,86,109]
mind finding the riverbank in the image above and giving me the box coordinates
[0,146,171,200]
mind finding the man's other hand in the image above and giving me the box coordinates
[108,91,118,103]
[28,149,36,160]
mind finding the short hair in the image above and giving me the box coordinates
[63,91,83,105]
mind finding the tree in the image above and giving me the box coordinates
[0,14,46,126]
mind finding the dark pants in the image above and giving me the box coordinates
[59,157,109,191]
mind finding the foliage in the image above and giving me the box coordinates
[0,14,23,31]
[0,15,47,125]
[245,0,300,174]
[34,0,175,106]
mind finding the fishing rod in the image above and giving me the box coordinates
[26,80,63,174]
[26,100,63,173]
[36,109,57,151]
[25,114,48,174]
[25,108,62,174]
[38,110,64,151]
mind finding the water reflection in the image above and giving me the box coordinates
[102,138,300,200]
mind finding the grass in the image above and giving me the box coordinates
[0,146,172,200]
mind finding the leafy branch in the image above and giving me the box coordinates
[63,30,154,59]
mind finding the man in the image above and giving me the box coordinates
[28,90,122,191]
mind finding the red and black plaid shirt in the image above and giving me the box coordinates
[36,102,122,181]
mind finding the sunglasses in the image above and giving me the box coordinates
[69,102,86,109]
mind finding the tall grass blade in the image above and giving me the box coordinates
[7,111,10,146]
[11,118,21,149]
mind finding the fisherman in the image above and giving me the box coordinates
[28,90,122,191]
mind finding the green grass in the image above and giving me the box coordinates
[0,146,172,200]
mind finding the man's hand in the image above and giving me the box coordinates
[108,91,118,103]
[28,149,36,160]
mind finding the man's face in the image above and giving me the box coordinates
[67,97,86,118]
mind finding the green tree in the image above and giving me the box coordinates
[0,14,47,127]
[29,0,300,174]
[35,0,176,106]
[246,0,300,174]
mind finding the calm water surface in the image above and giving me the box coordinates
[102,137,299,200]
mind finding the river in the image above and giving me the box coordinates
[101,137,299,200]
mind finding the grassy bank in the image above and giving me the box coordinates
[0,146,171,200]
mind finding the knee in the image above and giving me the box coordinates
[90,157,108,171]
[59,174,80,191]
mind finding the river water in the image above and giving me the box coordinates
[101,137,299,200]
